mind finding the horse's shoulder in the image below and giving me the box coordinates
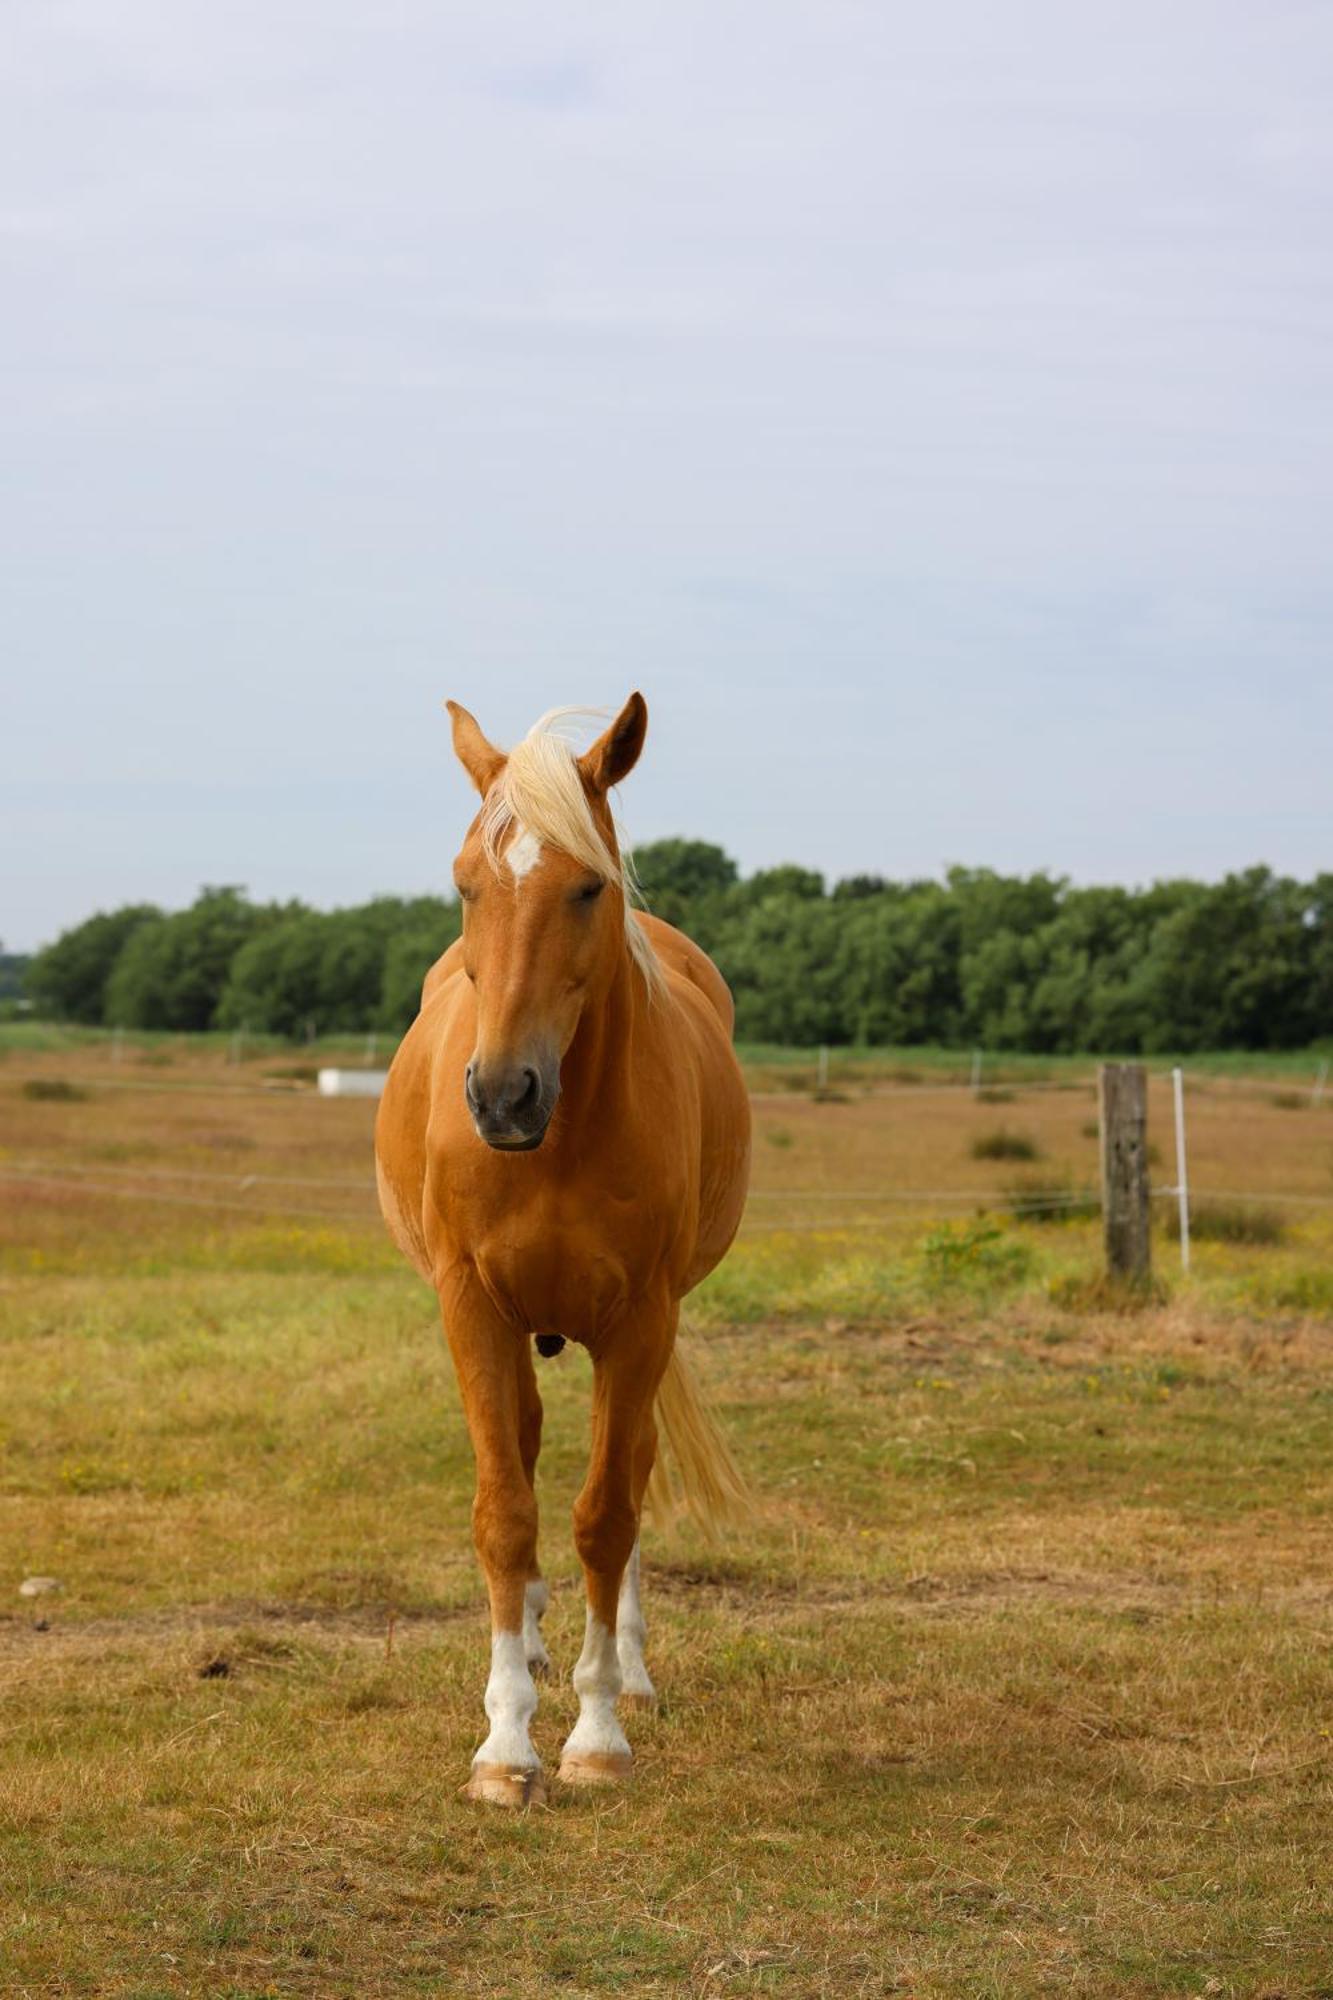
[384,944,469,1097]
[421,935,466,1009]
[633,912,736,1036]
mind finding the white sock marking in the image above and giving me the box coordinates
[562,1609,631,1762]
[523,1577,550,1674]
[616,1540,656,1702]
[473,1630,540,1773]
[506,826,543,881]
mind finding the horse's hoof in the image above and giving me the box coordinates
[557,1750,634,1786]
[527,1655,551,1681]
[620,1691,658,1712]
[466,1762,546,1808]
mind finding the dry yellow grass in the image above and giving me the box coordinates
[2,1034,1332,1996]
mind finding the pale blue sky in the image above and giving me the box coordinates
[5,1,1332,949]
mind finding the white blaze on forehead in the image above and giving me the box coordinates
[506,826,544,882]
[477,714,664,997]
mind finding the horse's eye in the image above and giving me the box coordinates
[574,880,605,905]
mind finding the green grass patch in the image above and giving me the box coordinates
[916,1217,1035,1298]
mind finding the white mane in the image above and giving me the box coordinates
[478,708,664,1000]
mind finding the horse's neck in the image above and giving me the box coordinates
[558,944,641,1130]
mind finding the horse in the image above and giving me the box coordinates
[374,693,752,1806]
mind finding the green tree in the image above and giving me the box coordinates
[1132,870,1317,1051]
[379,904,462,1031]
[736,864,825,906]
[1306,873,1333,1045]
[216,910,325,1037]
[105,888,273,1031]
[217,896,462,1037]
[25,905,161,1023]
[831,874,889,901]
[631,840,738,933]
[827,884,963,1044]
[0,949,31,1007]
[25,858,1333,1053]
[712,896,844,1043]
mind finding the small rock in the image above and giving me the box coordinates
[18,1576,61,1599]
[198,1656,231,1679]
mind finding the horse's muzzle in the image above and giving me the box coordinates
[465,1057,557,1151]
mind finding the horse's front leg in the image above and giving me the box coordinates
[515,1337,552,1681]
[560,1306,673,1786]
[439,1277,545,1808]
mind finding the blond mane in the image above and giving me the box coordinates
[478,709,664,1000]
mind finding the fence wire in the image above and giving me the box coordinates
[6,1156,1332,1240]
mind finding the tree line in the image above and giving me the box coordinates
[20,844,1333,1052]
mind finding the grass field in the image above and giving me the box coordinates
[3,1031,1333,1997]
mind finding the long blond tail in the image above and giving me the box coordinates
[644,1327,750,1538]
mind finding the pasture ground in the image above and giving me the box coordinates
[2,1030,1332,1997]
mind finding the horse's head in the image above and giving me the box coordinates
[445,694,656,1151]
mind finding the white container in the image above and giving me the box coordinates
[317,1068,388,1099]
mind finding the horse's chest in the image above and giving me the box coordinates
[474,1220,635,1341]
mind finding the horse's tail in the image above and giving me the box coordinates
[644,1325,750,1539]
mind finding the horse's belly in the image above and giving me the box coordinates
[684,1062,751,1291]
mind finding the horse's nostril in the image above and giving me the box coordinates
[515,1067,540,1115]
[466,1061,545,1132]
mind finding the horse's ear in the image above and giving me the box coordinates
[580,692,647,794]
[445,700,505,796]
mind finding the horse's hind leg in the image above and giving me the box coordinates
[439,1279,544,1808]
[516,1338,551,1680]
[559,1308,673,1786]
[616,1414,658,1708]
[616,1538,656,1708]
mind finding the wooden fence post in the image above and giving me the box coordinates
[1098,1063,1151,1283]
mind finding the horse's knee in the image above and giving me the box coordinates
[572,1488,638,1580]
[473,1483,538,1578]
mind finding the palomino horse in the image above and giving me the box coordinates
[374,694,751,1805]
